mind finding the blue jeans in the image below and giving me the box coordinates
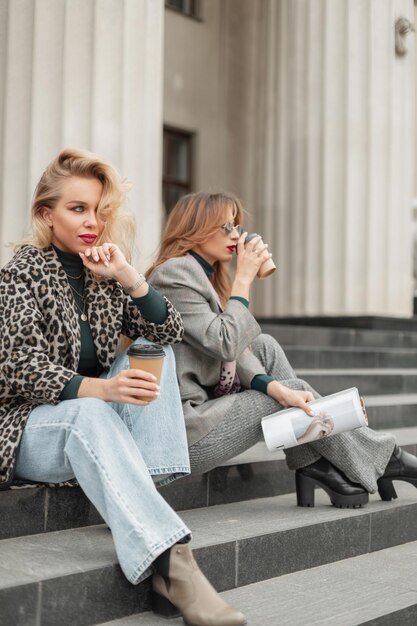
[14,340,191,584]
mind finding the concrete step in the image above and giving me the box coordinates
[296,368,417,395]
[0,461,295,542]
[2,483,417,626]
[3,418,417,542]
[261,323,417,349]
[365,394,417,429]
[283,345,417,369]
[99,540,417,626]
[0,460,297,542]
[261,314,417,332]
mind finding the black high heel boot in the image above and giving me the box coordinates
[296,457,369,508]
[378,446,417,501]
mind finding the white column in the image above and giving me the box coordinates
[0,0,165,269]
[121,0,165,267]
[253,0,415,317]
[0,0,36,255]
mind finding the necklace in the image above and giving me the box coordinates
[67,282,88,322]
[68,282,85,300]
[76,304,88,322]
[73,297,88,322]
[65,269,84,280]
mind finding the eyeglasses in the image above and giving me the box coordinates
[221,223,243,236]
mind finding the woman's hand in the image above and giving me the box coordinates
[79,369,160,405]
[236,232,272,283]
[267,380,315,416]
[79,242,128,279]
[79,242,149,297]
[231,232,272,299]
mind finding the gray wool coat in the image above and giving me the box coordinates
[149,255,267,446]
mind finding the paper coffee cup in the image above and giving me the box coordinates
[245,233,277,279]
[127,343,165,387]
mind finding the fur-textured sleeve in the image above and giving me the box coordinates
[0,268,76,403]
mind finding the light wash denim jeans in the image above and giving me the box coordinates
[14,339,191,584]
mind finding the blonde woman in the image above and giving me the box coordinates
[0,152,246,626]
[148,192,417,508]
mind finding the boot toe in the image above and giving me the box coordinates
[185,604,247,626]
[222,606,247,626]
[210,606,247,626]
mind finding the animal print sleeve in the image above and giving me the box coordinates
[0,270,76,403]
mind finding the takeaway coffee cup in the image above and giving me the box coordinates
[127,343,165,387]
[245,233,277,279]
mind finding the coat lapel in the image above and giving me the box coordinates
[84,270,122,369]
[43,246,80,370]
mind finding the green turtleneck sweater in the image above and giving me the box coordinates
[188,250,273,395]
[53,245,168,400]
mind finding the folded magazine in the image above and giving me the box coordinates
[261,387,368,451]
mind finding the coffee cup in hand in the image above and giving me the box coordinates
[244,233,276,279]
[127,343,165,392]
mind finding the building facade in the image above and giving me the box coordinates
[1,0,416,317]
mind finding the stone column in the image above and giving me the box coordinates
[252,0,415,317]
[0,0,165,268]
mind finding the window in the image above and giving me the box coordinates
[165,0,201,20]
[163,127,194,214]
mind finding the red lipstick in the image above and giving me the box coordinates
[79,234,97,244]
[227,245,236,253]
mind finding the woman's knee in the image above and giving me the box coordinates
[291,378,319,398]
[69,397,119,433]
[252,333,274,349]
[252,333,287,363]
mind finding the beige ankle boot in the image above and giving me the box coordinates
[152,542,246,626]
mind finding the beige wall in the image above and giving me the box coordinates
[164,2,226,191]
[163,0,260,229]
[412,0,417,298]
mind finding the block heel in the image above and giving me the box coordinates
[296,472,315,507]
[377,478,398,501]
[378,476,417,501]
[151,589,181,618]
[378,446,417,502]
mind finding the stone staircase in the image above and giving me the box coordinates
[1,324,417,626]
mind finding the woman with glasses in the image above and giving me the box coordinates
[148,191,417,509]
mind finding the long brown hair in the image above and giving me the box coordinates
[16,147,134,261]
[147,192,244,306]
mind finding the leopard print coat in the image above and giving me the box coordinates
[0,245,184,488]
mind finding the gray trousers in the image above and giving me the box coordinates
[188,334,396,493]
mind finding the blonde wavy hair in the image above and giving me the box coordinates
[16,147,134,261]
[147,192,244,306]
